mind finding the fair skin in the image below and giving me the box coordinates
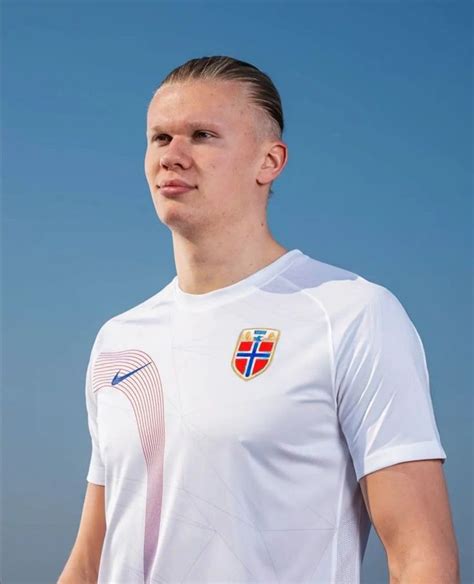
[360,460,460,583]
[144,79,289,294]
[57,482,105,583]
[58,78,459,583]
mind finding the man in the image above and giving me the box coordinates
[58,56,459,583]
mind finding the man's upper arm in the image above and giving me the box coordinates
[78,481,106,545]
[360,459,459,580]
[60,481,106,580]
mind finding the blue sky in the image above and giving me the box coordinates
[2,1,472,582]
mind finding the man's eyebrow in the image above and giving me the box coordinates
[146,121,222,135]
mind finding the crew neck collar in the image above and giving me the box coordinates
[172,249,304,310]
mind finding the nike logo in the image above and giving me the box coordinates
[111,362,151,385]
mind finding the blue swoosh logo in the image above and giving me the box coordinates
[111,362,151,386]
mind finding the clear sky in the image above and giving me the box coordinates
[2,1,472,582]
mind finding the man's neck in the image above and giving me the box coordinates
[171,228,288,295]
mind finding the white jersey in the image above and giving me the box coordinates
[85,248,446,583]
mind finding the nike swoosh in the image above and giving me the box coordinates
[111,362,151,385]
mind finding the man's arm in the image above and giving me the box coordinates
[359,459,460,584]
[57,482,106,584]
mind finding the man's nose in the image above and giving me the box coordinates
[159,137,191,169]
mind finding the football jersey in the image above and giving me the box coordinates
[85,248,447,584]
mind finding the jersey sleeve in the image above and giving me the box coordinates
[85,334,106,486]
[334,284,447,483]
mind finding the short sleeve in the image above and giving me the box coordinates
[334,284,447,482]
[85,338,106,486]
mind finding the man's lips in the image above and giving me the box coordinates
[159,179,195,188]
[158,184,196,195]
[158,179,196,195]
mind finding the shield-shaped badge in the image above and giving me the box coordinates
[231,328,280,381]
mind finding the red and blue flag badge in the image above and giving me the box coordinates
[231,328,280,381]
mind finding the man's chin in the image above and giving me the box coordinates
[157,208,203,237]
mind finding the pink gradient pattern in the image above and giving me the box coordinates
[92,349,165,583]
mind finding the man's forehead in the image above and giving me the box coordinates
[147,80,251,128]
[150,79,245,106]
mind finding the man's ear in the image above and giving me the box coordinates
[256,142,288,186]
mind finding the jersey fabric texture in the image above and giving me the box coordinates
[85,248,447,584]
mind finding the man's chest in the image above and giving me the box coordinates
[92,306,336,476]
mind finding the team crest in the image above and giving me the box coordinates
[231,328,280,381]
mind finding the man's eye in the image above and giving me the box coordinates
[151,131,212,143]
[153,134,170,143]
[194,131,212,139]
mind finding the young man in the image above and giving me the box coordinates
[59,56,459,584]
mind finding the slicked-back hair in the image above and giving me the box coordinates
[150,55,285,201]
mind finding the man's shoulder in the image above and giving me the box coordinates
[93,279,175,345]
[282,251,391,315]
[286,253,409,348]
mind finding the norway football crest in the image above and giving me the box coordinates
[231,328,280,381]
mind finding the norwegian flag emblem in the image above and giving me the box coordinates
[231,328,280,381]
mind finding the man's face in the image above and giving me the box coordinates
[145,80,271,237]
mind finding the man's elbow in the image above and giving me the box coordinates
[57,558,99,584]
[387,545,461,584]
[57,535,104,584]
